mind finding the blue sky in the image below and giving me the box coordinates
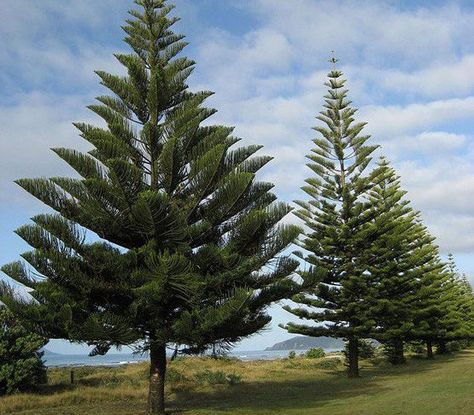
[2,0,474,354]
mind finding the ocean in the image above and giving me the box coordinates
[43,348,342,367]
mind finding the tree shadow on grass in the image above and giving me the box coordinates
[167,352,469,414]
[36,382,76,395]
[361,351,460,379]
[168,374,389,414]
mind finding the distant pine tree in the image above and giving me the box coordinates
[0,1,299,413]
[363,158,442,364]
[410,257,458,359]
[362,161,471,361]
[282,67,381,378]
[434,255,474,354]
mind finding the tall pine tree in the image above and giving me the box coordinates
[0,1,299,413]
[283,67,381,378]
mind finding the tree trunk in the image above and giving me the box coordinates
[426,340,434,359]
[347,338,360,378]
[170,345,178,361]
[387,338,406,365]
[148,342,167,415]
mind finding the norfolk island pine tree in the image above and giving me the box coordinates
[349,158,472,362]
[438,254,474,350]
[0,1,301,414]
[362,157,444,364]
[414,255,474,357]
[360,162,472,361]
[282,66,383,378]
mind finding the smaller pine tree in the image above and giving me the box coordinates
[435,255,474,354]
[363,158,442,364]
[411,259,455,359]
[282,66,381,378]
[0,306,47,395]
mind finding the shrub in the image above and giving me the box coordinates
[359,340,376,359]
[166,368,187,383]
[288,351,296,359]
[194,369,241,386]
[343,339,376,362]
[444,340,471,353]
[0,307,47,395]
[316,357,342,369]
[98,373,122,387]
[358,340,376,359]
[305,348,326,359]
[406,341,425,355]
[226,373,242,385]
[213,355,240,363]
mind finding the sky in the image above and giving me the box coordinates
[1,0,474,354]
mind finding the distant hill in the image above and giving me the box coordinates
[41,348,62,356]
[265,336,344,351]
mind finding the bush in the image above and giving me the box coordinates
[406,341,425,355]
[444,340,471,353]
[305,348,326,359]
[358,340,376,359]
[166,368,187,383]
[343,339,376,361]
[288,351,296,359]
[195,369,227,385]
[194,369,241,386]
[226,372,242,385]
[316,357,342,369]
[383,341,406,365]
[96,373,120,386]
[0,307,47,395]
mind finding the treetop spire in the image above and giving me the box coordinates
[328,50,339,70]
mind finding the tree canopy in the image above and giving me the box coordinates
[0,1,300,413]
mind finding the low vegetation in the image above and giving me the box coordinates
[0,308,47,396]
[1,350,473,415]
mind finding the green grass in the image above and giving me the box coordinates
[1,350,473,415]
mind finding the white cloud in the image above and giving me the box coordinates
[250,0,473,69]
[0,93,93,204]
[0,0,129,94]
[381,131,467,159]
[194,27,294,102]
[370,55,474,98]
[0,0,129,34]
[2,0,474,259]
[361,97,474,138]
[395,154,474,252]
[426,215,474,253]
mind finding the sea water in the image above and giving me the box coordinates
[43,348,342,367]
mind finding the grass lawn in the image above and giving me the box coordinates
[1,350,473,415]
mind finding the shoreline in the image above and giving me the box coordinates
[45,349,345,368]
